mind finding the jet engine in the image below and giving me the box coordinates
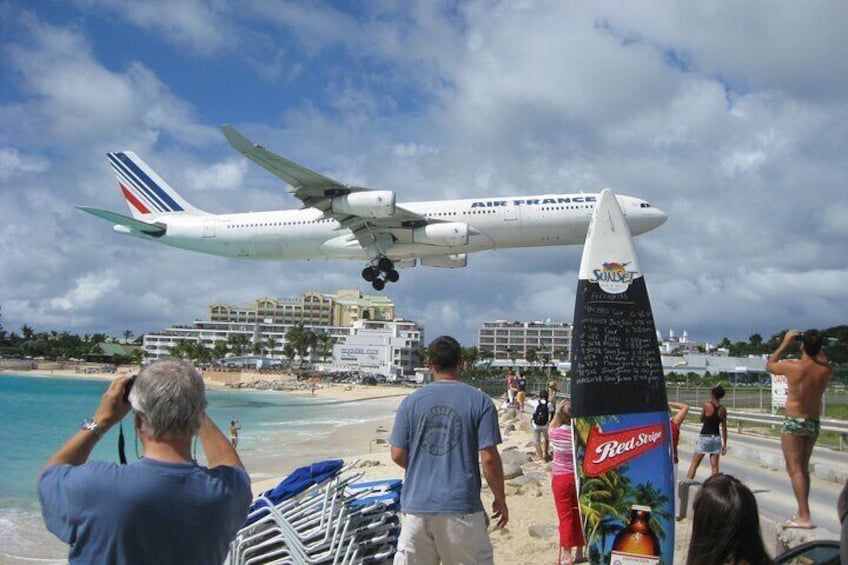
[421,254,468,268]
[331,191,396,218]
[412,222,469,247]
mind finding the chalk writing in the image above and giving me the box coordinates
[571,277,667,415]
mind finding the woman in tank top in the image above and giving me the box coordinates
[549,400,586,565]
[686,385,728,479]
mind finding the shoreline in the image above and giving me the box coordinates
[3,371,687,564]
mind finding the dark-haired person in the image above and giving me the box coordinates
[766,329,832,529]
[686,473,773,565]
[686,385,727,479]
[38,360,251,564]
[390,336,508,564]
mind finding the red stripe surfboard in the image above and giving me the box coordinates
[570,189,674,564]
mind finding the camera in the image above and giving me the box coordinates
[793,333,805,341]
[123,375,137,403]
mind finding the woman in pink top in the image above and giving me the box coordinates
[549,400,586,565]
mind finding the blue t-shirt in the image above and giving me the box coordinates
[39,458,252,564]
[390,380,501,514]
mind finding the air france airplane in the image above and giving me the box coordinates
[78,125,667,290]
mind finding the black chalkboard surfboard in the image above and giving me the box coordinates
[570,189,673,564]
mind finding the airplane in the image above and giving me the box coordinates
[78,125,667,291]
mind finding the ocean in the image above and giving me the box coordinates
[0,374,400,564]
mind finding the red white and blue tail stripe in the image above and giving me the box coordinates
[108,151,204,219]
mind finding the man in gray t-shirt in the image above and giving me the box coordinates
[390,336,508,564]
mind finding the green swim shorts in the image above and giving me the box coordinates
[781,416,820,438]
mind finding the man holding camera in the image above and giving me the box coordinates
[766,330,832,529]
[38,360,251,564]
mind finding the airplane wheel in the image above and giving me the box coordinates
[377,257,394,272]
[372,278,386,291]
[385,269,399,283]
[362,266,378,282]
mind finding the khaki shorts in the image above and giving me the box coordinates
[393,512,493,565]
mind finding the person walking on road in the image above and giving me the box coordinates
[766,329,833,529]
[390,336,508,564]
[686,386,727,479]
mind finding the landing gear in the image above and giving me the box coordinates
[361,257,400,291]
[377,257,394,272]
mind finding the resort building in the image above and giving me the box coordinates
[142,289,422,376]
[208,289,395,327]
[328,319,424,378]
[477,320,573,366]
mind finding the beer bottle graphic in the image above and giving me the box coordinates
[609,504,661,564]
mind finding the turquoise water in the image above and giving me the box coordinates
[0,374,399,563]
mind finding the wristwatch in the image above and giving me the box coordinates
[81,418,105,438]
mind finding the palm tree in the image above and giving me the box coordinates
[526,347,538,370]
[415,346,428,367]
[227,333,250,357]
[286,325,317,367]
[265,335,278,359]
[463,347,480,370]
[633,481,671,541]
[122,329,133,343]
[479,348,493,367]
[282,342,296,367]
[506,346,517,366]
[316,333,334,362]
[212,340,229,362]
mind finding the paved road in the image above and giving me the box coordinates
[677,424,846,549]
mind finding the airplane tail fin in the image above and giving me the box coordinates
[107,151,207,219]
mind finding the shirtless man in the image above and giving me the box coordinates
[766,329,832,529]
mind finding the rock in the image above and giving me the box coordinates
[501,450,532,467]
[373,438,387,445]
[507,475,539,488]
[505,484,521,496]
[503,462,524,480]
[358,460,383,468]
[504,423,516,433]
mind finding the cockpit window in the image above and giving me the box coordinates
[640,202,652,208]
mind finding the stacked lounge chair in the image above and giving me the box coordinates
[226,459,402,565]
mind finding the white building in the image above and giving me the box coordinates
[477,320,573,365]
[143,299,423,377]
[329,319,424,378]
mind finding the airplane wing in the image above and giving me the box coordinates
[77,206,166,236]
[222,125,431,248]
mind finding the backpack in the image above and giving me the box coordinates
[533,400,550,426]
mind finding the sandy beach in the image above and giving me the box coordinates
[4,367,694,563]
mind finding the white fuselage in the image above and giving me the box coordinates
[122,193,666,263]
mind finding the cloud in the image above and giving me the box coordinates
[74,0,233,56]
[0,148,49,181]
[0,0,846,350]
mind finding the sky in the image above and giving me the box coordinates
[1,0,846,348]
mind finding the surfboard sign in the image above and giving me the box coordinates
[570,189,674,564]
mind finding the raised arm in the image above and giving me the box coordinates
[669,401,689,426]
[766,330,801,373]
[42,377,133,474]
[198,415,244,469]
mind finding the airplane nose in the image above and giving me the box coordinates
[651,206,668,229]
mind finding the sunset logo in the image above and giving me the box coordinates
[591,261,638,294]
